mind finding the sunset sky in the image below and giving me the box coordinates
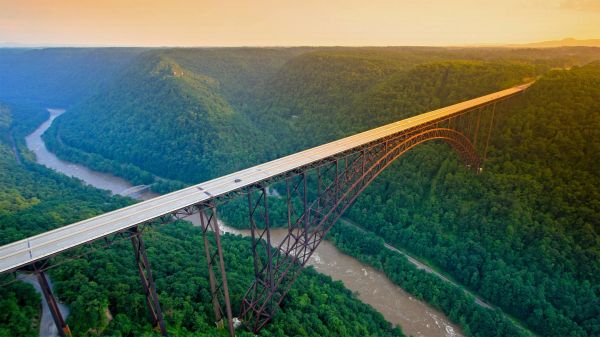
[1,0,600,47]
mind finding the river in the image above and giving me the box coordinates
[222,226,463,337]
[25,109,157,200]
[25,108,464,337]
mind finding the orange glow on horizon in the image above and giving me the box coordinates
[1,0,599,47]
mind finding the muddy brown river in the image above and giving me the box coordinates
[26,108,464,337]
[220,225,463,337]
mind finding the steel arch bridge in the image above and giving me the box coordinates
[0,82,532,337]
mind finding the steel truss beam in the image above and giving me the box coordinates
[240,124,484,332]
[129,227,168,336]
[239,186,276,328]
[198,205,235,337]
[2,96,505,336]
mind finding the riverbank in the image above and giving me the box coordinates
[341,218,493,308]
[25,109,157,200]
[339,218,537,336]
[229,227,463,337]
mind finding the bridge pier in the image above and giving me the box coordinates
[240,187,278,331]
[129,227,168,336]
[34,267,72,337]
[240,125,489,331]
[482,102,497,164]
[198,205,235,337]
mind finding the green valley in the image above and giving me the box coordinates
[1,46,599,337]
[0,102,402,337]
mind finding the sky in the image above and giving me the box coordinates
[1,0,599,47]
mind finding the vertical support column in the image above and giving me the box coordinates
[248,192,260,280]
[262,188,274,298]
[361,148,367,176]
[334,159,339,204]
[344,155,349,182]
[482,102,497,163]
[199,205,235,337]
[467,108,474,139]
[457,112,464,133]
[281,174,308,250]
[316,167,322,210]
[211,207,235,337]
[247,189,274,283]
[302,172,309,249]
[242,187,278,331]
[473,108,482,149]
[200,211,223,328]
[286,178,292,229]
[34,268,72,337]
[130,227,168,336]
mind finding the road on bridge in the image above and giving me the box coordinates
[0,82,533,275]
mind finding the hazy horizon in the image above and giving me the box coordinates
[0,38,599,49]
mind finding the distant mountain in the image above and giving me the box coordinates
[47,47,600,184]
[509,37,600,48]
[49,49,308,183]
[0,48,145,107]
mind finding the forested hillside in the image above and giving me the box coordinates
[157,47,312,105]
[345,63,600,336]
[3,47,600,336]
[47,48,313,183]
[250,56,540,152]
[0,102,403,336]
[49,47,592,184]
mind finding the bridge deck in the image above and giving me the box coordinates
[0,82,532,274]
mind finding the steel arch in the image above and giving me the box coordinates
[240,127,482,332]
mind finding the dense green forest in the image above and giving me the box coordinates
[47,49,302,183]
[0,102,402,336]
[48,47,600,336]
[343,63,600,336]
[49,46,600,183]
[2,47,600,336]
[328,221,528,337]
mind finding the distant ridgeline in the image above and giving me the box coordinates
[1,47,599,337]
[339,61,600,337]
[47,46,599,183]
[0,48,145,107]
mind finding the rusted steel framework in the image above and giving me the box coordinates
[0,94,514,337]
[129,227,168,336]
[240,187,277,325]
[197,204,235,336]
[239,103,498,332]
[34,267,72,337]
